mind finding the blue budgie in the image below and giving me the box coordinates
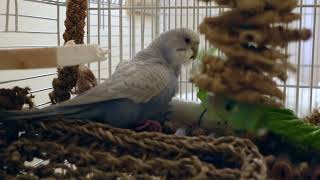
[0,28,200,132]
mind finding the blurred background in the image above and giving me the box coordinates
[0,0,319,117]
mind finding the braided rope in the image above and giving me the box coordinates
[1,119,267,179]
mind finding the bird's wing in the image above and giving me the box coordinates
[115,60,130,70]
[59,60,172,107]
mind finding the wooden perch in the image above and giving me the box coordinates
[0,44,108,70]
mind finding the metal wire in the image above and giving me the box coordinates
[309,0,318,113]
[0,0,319,116]
[295,0,303,114]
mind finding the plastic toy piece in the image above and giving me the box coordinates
[0,44,108,70]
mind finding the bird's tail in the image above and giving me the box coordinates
[0,105,90,122]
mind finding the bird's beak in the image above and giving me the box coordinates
[191,43,199,60]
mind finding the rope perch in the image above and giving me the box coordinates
[0,119,267,180]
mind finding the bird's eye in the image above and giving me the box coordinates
[225,101,235,111]
[185,37,191,44]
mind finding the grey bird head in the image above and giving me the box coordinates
[150,28,200,67]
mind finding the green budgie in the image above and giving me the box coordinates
[170,48,320,155]
[198,90,320,154]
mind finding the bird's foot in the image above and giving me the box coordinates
[135,120,162,132]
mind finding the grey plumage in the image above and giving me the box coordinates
[0,28,200,129]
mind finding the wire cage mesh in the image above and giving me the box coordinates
[0,0,320,117]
